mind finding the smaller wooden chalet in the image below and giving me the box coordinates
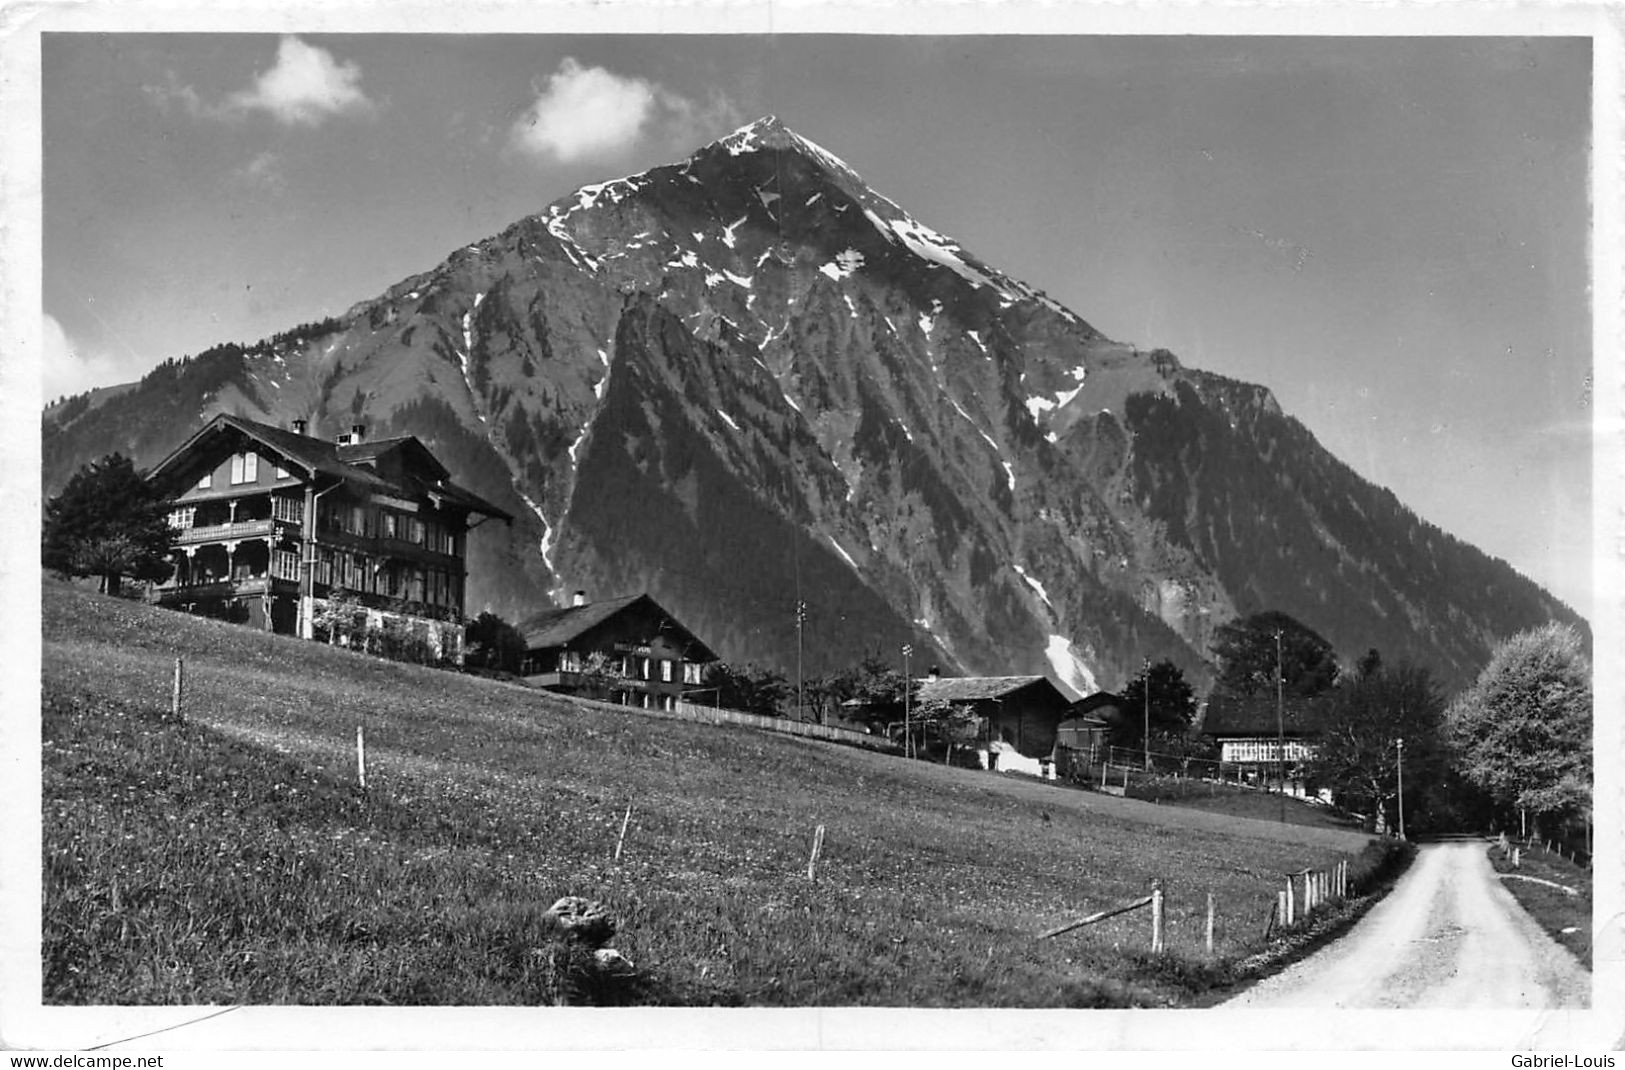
[518,592,717,711]
[144,413,511,658]
[1057,691,1121,758]
[1200,689,1324,788]
[915,672,1074,760]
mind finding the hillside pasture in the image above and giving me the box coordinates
[41,582,1374,1007]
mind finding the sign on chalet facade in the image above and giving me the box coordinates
[518,592,718,711]
[144,413,511,657]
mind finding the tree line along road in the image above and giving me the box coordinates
[1224,841,1588,1008]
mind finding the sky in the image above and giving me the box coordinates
[36,30,1595,618]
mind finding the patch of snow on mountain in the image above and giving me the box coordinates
[1002,461,1017,492]
[722,214,750,249]
[705,272,725,289]
[806,193,823,207]
[724,269,753,288]
[966,329,989,356]
[843,294,858,318]
[819,249,866,281]
[1025,395,1057,421]
[716,409,741,432]
[756,188,781,211]
[567,424,590,466]
[594,349,610,400]
[1014,565,1050,608]
[1045,432,1059,445]
[519,492,557,573]
[783,393,802,413]
[692,231,705,243]
[407,291,419,300]
[885,215,1016,298]
[1044,635,1096,700]
[827,536,859,571]
[918,311,935,336]
[946,395,1000,453]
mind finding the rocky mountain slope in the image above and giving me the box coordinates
[42,117,1584,694]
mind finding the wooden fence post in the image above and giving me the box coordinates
[1205,891,1216,954]
[171,657,184,720]
[1150,879,1164,953]
[614,800,633,861]
[1284,876,1295,926]
[356,725,367,792]
[1276,890,1287,934]
[807,824,826,881]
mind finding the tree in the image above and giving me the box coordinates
[1211,610,1339,698]
[1446,622,1591,836]
[465,611,526,674]
[804,652,907,728]
[703,661,791,718]
[1115,659,1197,751]
[1309,660,1449,833]
[43,453,174,594]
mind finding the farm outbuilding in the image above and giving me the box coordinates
[914,672,1074,760]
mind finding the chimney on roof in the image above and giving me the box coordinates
[572,590,588,608]
[292,418,308,436]
[927,666,941,683]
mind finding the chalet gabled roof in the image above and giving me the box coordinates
[517,593,718,662]
[146,413,511,521]
[916,675,1056,703]
[1199,688,1326,739]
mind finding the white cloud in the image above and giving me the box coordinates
[42,314,139,404]
[227,36,374,126]
[511,58,657,163]
[509,58,740,165]
[146,37,374,127]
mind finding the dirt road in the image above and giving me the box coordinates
[1225,840,1589,1008]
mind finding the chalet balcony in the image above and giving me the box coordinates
[155,577,282,600]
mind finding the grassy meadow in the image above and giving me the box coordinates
[41,581,1378,1007]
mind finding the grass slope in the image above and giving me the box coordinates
[42,582,1374,1007]
[1486,840,1592,969]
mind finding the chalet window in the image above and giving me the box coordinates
[683,662,702,685]
[409,518,425,545]
[660,660,674,683]
[197,471,211,490]
[640,657,652,680]
[230,452,258,485]
[384,513,397,539]
[275,463,289,479]
[560,650,581,673]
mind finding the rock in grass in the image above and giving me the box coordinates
[545,896,617,947]
[593,948,636,977]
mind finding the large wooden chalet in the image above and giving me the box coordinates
[518,592,717,710]
[145,413,511,657]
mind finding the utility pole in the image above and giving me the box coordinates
[1274,629,1286,823]
[902,643,913,759]
[1142,656,1151,772]
[795,599,807,723]
[1396,736,1406,839]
